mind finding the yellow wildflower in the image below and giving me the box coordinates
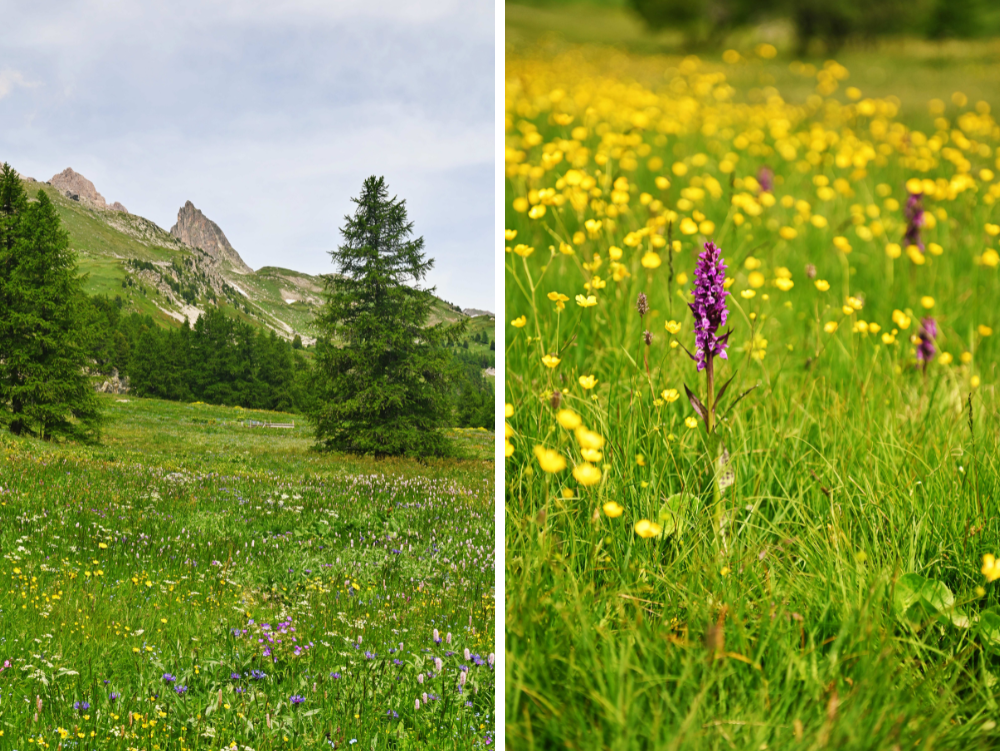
[556,409,582,430]
[573,463,602,486]
[511,315,527,328]
[532,445,566,474]
[634,519,662,538]
[603,501,624,518]
[578,375,598,390]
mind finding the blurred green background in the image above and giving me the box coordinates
[508,0,1000,52]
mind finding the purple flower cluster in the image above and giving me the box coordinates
[916,317,937,363]
[290,694,305,705]
[756,166,774,193]
[904,192,924,250]
[688,241,730,371]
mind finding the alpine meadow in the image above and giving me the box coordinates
[0,166,497,750]
[504,13,1000,751]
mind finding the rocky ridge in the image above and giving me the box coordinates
[170,201,252,274]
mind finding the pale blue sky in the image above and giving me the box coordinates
[0,0,494,311]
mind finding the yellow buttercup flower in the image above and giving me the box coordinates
[533,445,566,474]
[920,296,935,309]
[513,244,534,257]
[556,409,582,430]
[684,416,698,429]
[979,325,993,337]
[939,352,953,365]
[641,251,662,269]
[779,226,798,240]
[579,375,598,390]
[603,501,624,518]
[664,320,682,334]
[748,271,765,289]
[775,277,794,291]
[824,321,838,334]
[661,388,679,403]
[542,354,561,369]
[576,294,598,307]
[511,315,527,328]
[635,454,645,467]
[982,554,1000,583]
[892,310,911,329]
[885,243,901,259]
[573,462,602,486]
[547,291,569,303]
[575,426,605,451]
[740,289,756,299]
[581,448,603,463]
[634,519,662,538]
[815,280,830,291]
[559,242,574,255]
[505,403,514,418]
[504,229,517,241]
[504,439,514,458]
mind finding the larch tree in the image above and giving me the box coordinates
[0,163,101,440]
[309,175,453,456]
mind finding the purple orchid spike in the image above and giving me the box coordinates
[916,317,937,368]
[904,192,924,251]
[688,241,730,373]
[757,166,774,193]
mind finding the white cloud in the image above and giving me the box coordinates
[0,69,37,101]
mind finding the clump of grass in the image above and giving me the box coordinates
[505,42,1000,749]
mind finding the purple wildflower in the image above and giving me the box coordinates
[904,192,924,250]
[230,672,242,681]
[688,241,730,371]
[175,685,188,695]
[290,695,305,704]
[251,669,267,681]
[74,701,90,711]
[330,672,342,679]
[109,693,120,702]
[916,317,937,366]
[757,166,774,193]
[162,673,176,683]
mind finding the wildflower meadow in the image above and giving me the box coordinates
[0,397,495,749]
[505,40,1000,749]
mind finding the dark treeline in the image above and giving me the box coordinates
[82,296,495,429]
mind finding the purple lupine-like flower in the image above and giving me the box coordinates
[688,241,730,371]
[916,317,937,363]
[904,192,924,250]
[756,166,774,193]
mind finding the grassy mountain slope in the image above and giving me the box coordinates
[20,177,479,341]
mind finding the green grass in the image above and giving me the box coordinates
[0,395,495,749]
[505,35,1000,750]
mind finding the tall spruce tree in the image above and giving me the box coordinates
[310,176,452,456]
[0,163,101,440]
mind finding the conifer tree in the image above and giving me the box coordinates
[0,163,101,440]
[309,176,452,456]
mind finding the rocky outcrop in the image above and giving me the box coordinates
[50,168,107,208]
[109,201,128,213]
[170,201,252,274]
[95,369,129,394]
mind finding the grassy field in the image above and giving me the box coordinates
[505,19,1000,751]
[0,396,495,749]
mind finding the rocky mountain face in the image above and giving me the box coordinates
[170,201,252,274]
[50,168,108,208]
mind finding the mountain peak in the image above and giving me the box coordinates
[50,167,107,208]
[170,201,252,274]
